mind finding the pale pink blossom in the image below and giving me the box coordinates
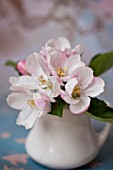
[9,53,60,101]
[41,37,83,59]
[45,37,71,52]
[26,53,60,99]
[61,67,105,114]
[7,37,106,127]
[48,51,85,83]
[7,91,51,129]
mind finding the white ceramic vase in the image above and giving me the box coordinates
[25,107,111,169]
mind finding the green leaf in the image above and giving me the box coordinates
[5,60,17,70]
[86,98,113,123]
[89,51,113,76]
[49,97,66,117]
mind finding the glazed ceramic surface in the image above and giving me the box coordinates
[25,107,111,169]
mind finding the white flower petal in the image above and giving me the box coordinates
[83,77,105,97]
[26,53,40,76]
[9,76,36,89]
[7,93,31,110]
[74,44,81,54]
[10,86,32,95]
[42,47,52,62]
[74,44,83,54]
[70,96,90,114]
[65,54,85,75]
[33,93,51,114]
[57,37,71,50]
[16,107,39,129]
[45,37,71,51]
[38,53,50,77]
[39,101,51,116]
[60,75,71,82]
[26,53,49,78]
[49,76,60,97]
[45,39,58,49]
[72,67,94,89]
[50,51,67,69]
[65,78,78,97]
[33,92,55,103]
[35,98,47,110]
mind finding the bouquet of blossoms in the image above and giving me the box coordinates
[6,37,113,129]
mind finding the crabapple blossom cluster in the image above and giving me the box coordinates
[7,37,105,129]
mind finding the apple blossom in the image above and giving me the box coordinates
[60,67,105,114]
[7,37,110,130]
[45,37,71,52]
[7,91,51,129]
[48,51,85,83]
[40,37,83,59]
[9,52,60,102]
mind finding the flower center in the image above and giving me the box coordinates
[27,100,36,108]
[47,80,53,90]
[38,75,53,90]
[38,75,47,85]
[72,85,80,99]
[56,67,67,77]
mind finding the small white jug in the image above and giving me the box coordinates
[25,107,111,169]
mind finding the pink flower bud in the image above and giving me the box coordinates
[17,60,28,75]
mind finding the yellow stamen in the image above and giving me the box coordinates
[72,85,80,99]
[57,67,67,77]
[38,75,53,90]
[27,100,36,108]
[38,75,46,85]
[61,72,65,77]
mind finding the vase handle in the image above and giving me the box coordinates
[97,123,112,148]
